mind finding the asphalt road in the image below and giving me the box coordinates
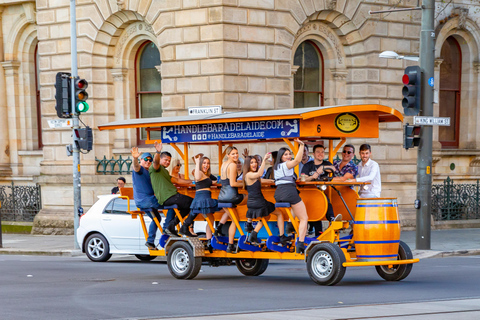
[1,255,480,320]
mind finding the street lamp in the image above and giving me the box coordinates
[379,50,419,61]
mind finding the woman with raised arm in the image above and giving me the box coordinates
[181,154,219,243]
[274,139,309,254]
[216,146,247,253]
[243,154,290,246]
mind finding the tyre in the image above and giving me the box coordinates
[135,254,157,262]
[167,241,202,279]
[235,259,269,276]
[85,233,112,262]
[376,240,413,281]
[306,243,346,286]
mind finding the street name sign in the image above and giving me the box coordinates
[47,119,73,128]
[413,116,450,126]
[188,105,222,116]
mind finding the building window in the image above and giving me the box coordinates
[35,44,42,149]
[439,36,461,148]
[293,41,324,108]
[135,41,161,142]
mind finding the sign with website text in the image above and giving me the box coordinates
[161,119,300,143]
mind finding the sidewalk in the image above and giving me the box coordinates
[0,228,479,258]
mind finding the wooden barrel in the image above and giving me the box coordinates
[353,198,400,261]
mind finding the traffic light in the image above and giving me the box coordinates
[403,124,421,150]
[74,78,89,113]
[55,72,72,118]
[402,66,422,116]
[73,126,93,151]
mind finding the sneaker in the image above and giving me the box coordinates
[214,224,225,237]
[145,242,157,250]
[286,222,295,234]
[246,222,254,233]
[279,234,291,246]
[226,243,237,254]
[205,240,214,253]
[180,224,197,237]
[248,231,260,245]
[295,241,305,254]
[334,214,343,221]
[166,224,180,237]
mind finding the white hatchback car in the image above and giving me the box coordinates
[77,194,206,262]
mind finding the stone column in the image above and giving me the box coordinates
[0,7,11,176]
[1,61,21,175]
[111,68,129,149]
[290,65,299,108]
[433,59,443,149]
[330,69,348,105]
[474,62,480,149]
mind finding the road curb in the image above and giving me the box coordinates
[0,249,83,257]
[413,248,480,259]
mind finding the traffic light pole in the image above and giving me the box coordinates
[71,0,80,250]
[416,0,435,250]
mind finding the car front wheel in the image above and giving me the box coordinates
[85,233,112,262]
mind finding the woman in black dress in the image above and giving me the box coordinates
[216,146,247,253]
[181,154,219,240]
[274,139,309,253]
[243,154,289,245]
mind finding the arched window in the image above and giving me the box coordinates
[35,44,42,149]
[439,36,461,148]
[293,41,324,108]
[135,41,162,142]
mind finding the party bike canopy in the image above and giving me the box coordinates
[98,104,403,144]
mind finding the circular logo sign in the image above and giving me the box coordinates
[335,113,360,133]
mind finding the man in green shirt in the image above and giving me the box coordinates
[150,141,193,236]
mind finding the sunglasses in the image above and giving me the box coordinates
[342,150,353,155]
[144,158,153,162]
[176,164,182,167]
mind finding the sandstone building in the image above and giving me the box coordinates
[0,0,480,233]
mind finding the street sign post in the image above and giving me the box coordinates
[188,105,222,116]
[47,119,73,128]
[413,116,450,126]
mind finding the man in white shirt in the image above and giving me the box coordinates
[347,144,381,198]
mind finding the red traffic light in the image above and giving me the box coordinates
[402,74,410,85]
[75,78,88,90]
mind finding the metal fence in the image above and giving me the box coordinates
[431,177,480,221]
[96,155,132,175]
[0,182,42,222]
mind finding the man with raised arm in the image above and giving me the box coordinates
[130,147,163,250]
[150,141,194,237]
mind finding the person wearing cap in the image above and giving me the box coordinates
[150,141,194,237]
[130,147,163,250]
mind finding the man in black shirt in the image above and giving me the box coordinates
[301,144,336,236]
[111,177,126,194]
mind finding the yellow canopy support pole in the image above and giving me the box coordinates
[217,142,223,176]
[332,137,346,162]
[183,142,189,178]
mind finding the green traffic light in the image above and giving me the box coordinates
[76,101,89,113]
